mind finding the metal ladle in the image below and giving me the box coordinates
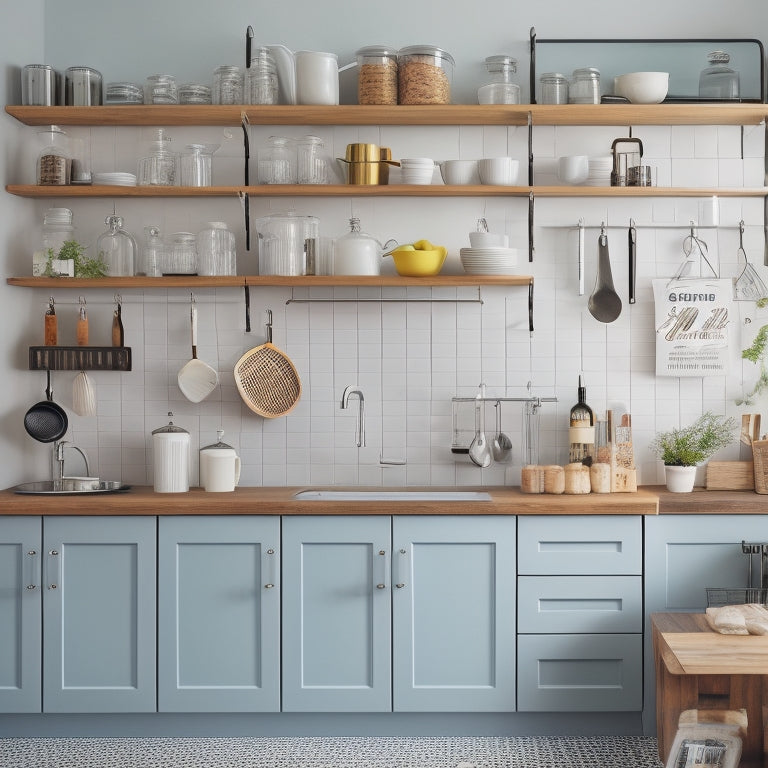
[491,401,513,463]
[468,388,492,468]
[588,226,622,323]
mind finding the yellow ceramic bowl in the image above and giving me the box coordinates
[390,245,447,277]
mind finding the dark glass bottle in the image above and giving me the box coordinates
[569,375,595,465]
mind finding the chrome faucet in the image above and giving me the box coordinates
[340,385,365,447]
[53,440,91,480]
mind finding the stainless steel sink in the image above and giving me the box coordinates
[13,480,130,495]
[294,490,492,502]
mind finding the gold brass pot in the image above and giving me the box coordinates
[338,143,400,185]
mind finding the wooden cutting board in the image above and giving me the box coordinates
[705,461,754,490]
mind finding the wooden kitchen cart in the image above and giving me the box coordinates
[652,612,768,768]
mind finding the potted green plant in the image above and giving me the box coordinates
[43,240,107,278]
[650,411,737,492]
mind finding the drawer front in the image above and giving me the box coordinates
[517,515,642,575]
[518,576,642,633]
[517,633,642,712]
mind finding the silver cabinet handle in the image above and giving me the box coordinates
[25,549,38,591]
[46,548,60,590]
[264,547,276,589]
[394,547,407,589]
[375,548,388,590]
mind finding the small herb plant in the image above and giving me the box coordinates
[650,411,737,467]
[738,298,768,406]
[44,239,107,278]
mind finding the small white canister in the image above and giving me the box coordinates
[152,412,190,493]
[199,430,241,493]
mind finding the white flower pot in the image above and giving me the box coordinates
[665,465,697,493]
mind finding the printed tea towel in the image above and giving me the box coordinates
[653,277,734,376]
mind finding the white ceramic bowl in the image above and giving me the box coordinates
[613,72,669,104]
[400,158,435,184]
[440,159,479,185]
[469,231,508,248]
[477,157,519,186]
[557,155,589,185]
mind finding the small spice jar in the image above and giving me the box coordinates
[355,45,398,105]
[569,67,600,104]
[397,45,454,105]
[36,125,71,185]
[539,72,568,105]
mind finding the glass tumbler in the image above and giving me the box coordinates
[197,222,236,276]
[296,135,327,184]
[180,143,219,186]
[257,136,296,184]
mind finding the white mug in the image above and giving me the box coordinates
[440,160,479,185]
[478,157,519,186]
[296,51,339,105]
[557,155,589,185]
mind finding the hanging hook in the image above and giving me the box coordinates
[190,291,196,304]
[265,309,273,343]
[113,293,122,306]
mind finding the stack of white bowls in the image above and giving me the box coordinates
[460,246,520,275]
[399,157,435,184]
[584,156,613,186]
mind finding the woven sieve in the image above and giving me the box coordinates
[234,343,301,418]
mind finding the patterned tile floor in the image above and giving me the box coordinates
[0,736,665,767]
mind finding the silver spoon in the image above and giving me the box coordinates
[491,402,513,463]
[468,392,492,468]
[588,229,622,323]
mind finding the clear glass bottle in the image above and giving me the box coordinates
[36,125,71,185]
[97,214,137,277]
[539,72,568,105]
[212,65,243,104]
[33,207,75,275]
[257,135,296,184]
[699,51,740,100]
[139,225,164,277]
[197,221,236,276]
[477,55,520,104]
[568,375,594,464]
[163,232,198,275]
[246,47,278,105]
[569,67,600,104]
[137,128,178,186]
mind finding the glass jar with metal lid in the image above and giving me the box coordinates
[478,55,520,104]
[163,232,198,275]
[355,45,398,105]
[569,67,600,104]
[539,72,568,104]
[212,65,243,104]
[65,66,102,105]
[397,45,454,104]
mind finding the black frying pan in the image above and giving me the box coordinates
[24,370,68,443]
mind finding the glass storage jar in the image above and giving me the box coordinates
[22,64,57,105]
[197,221,236,276]
[212,65,243,104]
[137,128,178,186]
[699,51,740,100]
[477,55,520,104]
[144,74,178,104]
[397,45,454,104]
[355,45,398,105]
[139,225,164,277]
[180,143,219,186]
[257,135,296,184]
[163,232,198,275]
[97,215,136,277]
[539,72,568,104]
[295,135,327,184]
[33,207,75,276]
[64,66,102,105]
[36,125,71,185]
[178,83,211,104]
[569,67,600,104]
[246,47,278,104]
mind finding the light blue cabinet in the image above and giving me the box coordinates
[282,515,516,713]
[392,515,516,712]
[282,515,392,712]
[517,515,643,713]
[157,516,280,712]
[643,514,768,733]
[42,516,156,713]
[0,517,42,713]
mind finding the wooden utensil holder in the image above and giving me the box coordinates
[751,440,768,494]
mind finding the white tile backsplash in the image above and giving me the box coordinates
[49,120,767,488]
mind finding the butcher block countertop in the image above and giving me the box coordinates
[0,484,660,516]
[2,484,768,516]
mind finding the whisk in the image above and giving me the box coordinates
[734,220,768,301]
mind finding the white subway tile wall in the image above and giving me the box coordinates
[30,121,765,488]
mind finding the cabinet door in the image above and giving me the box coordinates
[282,515,392,712]
[518,515,642,575]
[392,516,516,712]
[157,516,280,712]
[518,633,642,711]
[42,516,156,713]
[0,517,42,713]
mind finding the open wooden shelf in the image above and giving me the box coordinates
[7,103,768,127]
[7,274,533,289]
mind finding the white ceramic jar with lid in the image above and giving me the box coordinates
[477,55,520,104]
[152,412,190,493]
[199,430,241,492]
[333,217,396,276]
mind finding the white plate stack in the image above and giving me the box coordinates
[584,155,613,186]
[92,172,137,186]
[459,247,520,274]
